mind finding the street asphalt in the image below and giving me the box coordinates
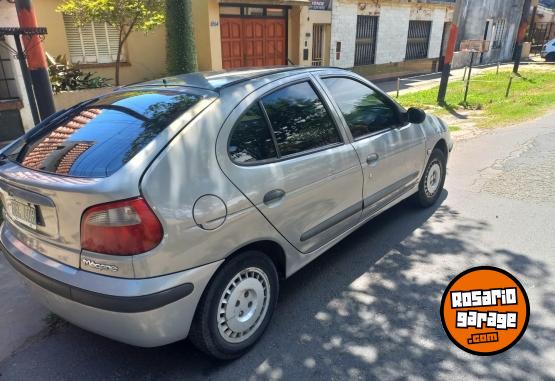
[0,112,554,380]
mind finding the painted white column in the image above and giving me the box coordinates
[374,6,410,65]
[329,1,357,68]
[428,8,447,59]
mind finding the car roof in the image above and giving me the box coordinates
[122,66,341,92]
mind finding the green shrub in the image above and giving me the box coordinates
[47,53,110,93]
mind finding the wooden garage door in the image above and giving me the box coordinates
[221,17,286,69]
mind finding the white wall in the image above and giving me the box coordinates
[374,6,410,64]
[0,2,35,131]
[329,1,357,67]
[330,1,452,68]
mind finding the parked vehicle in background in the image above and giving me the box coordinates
[541,39,555,61]
[0,67,452,360]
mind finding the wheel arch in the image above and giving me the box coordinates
[433,138,448,159]
[224,240,287,280]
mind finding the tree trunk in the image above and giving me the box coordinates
[166,0,198,75]
[115,25,124,86]
[115,19,137,86]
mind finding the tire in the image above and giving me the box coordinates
[189,251,279,360]
[546,53,555,63]
[415,148,446,208]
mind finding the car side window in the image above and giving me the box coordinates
[261,81,341,157]
[322,77,400,139]
[228,103,277,164]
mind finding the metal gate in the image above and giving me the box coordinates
[0,40,25,142]
[0,39,19,103]
[312,24,324,66]
[354,16,378,66]
[406,21,431,60]
[530,22,554,53]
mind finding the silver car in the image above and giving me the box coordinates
[0,67,452,359]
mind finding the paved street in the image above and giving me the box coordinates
[1,113,554,380]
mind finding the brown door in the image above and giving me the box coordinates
[243,19,266,67]
[221,18,243,69]
[221,17,286,69]
[264,19,286,66]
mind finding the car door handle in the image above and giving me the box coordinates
[366,153,379,165]
[263,189,286,205]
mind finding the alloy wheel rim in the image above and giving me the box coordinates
[425,161,442,197]
[217,267,270,344]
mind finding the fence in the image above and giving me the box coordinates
[530,22,555,54]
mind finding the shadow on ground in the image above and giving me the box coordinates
[0,191,552,380]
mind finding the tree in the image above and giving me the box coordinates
[56,0,165,86]
[165,0,197,75]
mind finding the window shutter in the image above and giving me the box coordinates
[79,22,98,63]
[63,14,86,64]
[106,24,125,62]
[63,14,125,64]
[93,22,111,63]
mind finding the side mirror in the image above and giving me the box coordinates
[407,107,426,124]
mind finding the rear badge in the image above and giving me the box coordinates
[82,258,119,273]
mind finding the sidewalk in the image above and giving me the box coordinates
[375,63,515,95]
[0,254,49,361]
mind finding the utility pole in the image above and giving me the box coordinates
[15,0,56,121]
[437,0,464,105]
[513,0,532,74]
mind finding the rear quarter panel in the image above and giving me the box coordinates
[137,99,293,278]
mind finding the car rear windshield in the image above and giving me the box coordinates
[13,90,201,177]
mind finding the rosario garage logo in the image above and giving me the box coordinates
[440,266,529,355]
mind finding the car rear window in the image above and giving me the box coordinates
[14,90,201,177]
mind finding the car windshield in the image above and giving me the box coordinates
[11,90,201,178]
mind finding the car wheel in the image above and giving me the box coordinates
[189,251,279,360]
[546,53,555,62]
[416,148,446,208]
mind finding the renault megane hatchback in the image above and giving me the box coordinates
[0,67,452,359]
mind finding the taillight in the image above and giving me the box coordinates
[81,197,163,256]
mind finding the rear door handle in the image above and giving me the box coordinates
[263,189,285,205]
[366,153,379,165]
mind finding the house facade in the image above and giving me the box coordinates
[33,0,167,86]
[193,0,455,79]
[452,0,530,68]
[328,0,454,78]
[28,1,456,87]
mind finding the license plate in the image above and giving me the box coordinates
[10,199,37,229]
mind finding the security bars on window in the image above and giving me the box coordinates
[354,15,379,66]
[492,19,506,50]
[406,20,432,60]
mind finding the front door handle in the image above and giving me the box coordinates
[263,189,286,205]
[366,153,379,165]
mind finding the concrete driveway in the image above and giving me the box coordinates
[0,113,554,380]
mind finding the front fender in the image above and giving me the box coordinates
[420,114,453,160]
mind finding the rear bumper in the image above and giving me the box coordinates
[0,223,222,347]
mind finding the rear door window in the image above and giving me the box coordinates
[228,103,277,164]
[14,90,201,177]
[261,81,341,157]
